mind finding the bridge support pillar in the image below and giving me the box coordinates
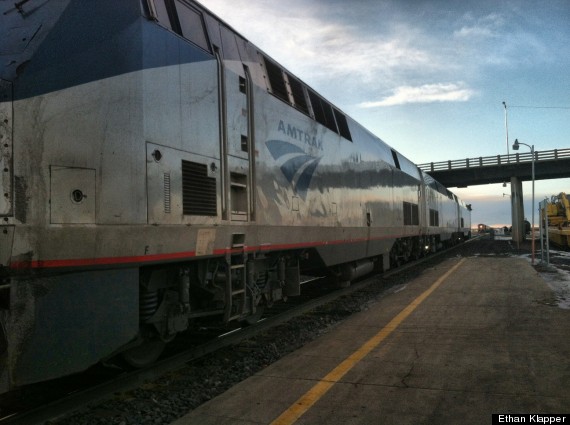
[511,176,525,244]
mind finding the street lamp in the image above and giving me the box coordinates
[512,138,535,264]
[502,101,510,161]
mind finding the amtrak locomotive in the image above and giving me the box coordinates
[0,0,471,393]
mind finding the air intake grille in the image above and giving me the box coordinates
[182,160,217,216]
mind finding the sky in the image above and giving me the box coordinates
[204,0,570,227]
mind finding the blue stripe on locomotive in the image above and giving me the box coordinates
[13,0,212,101]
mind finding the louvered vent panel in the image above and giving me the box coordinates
[182,160,217,216]
[163,172,171,214]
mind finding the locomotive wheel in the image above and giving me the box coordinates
[121,338,166,368]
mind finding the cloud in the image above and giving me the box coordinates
[292,29,434,83]
[454,12,505,39]
[204,0,553,110]
[204,0,442,87]
[454,26,494,38]
[358,83,476,107]
[450,11,553,67]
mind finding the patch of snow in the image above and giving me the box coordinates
[516,252,570,309]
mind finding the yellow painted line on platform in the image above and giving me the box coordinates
[270,258,466,425]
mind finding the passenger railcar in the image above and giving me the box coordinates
[0,0,471,393]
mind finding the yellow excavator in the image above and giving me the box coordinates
[544,192,570,247]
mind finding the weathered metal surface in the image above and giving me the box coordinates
[5,269,138,387]
[0,80,12,217]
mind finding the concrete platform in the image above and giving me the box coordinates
[171,256,570,425]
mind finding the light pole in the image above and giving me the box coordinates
[512,139,535,264]
[502,101,510,162]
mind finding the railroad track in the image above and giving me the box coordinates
[0,240,474,425]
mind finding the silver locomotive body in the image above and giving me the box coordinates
[0,0,471,393]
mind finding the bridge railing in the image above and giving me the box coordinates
[417,148,570,173]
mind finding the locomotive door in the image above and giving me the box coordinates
[215,36,256,222]
[418,181,426,228]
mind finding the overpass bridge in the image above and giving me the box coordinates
[417,148,570,188]
[417,148,570,243]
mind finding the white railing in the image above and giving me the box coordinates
[417,148,570,173]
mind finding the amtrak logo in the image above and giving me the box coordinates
[266,140,322,200]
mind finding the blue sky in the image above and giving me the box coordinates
[205,0,570,227]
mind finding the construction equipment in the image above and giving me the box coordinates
[544,193,570,247]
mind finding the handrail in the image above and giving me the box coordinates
[417,148,570,173]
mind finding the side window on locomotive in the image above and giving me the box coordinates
[308,90,338,134]
[220,25,242,61]
[333,108,352,141]
[264,58,288,103]
[150,1,210,52]
[287,74,310,115]
[174,1,210,52]
[152,0,173,30]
